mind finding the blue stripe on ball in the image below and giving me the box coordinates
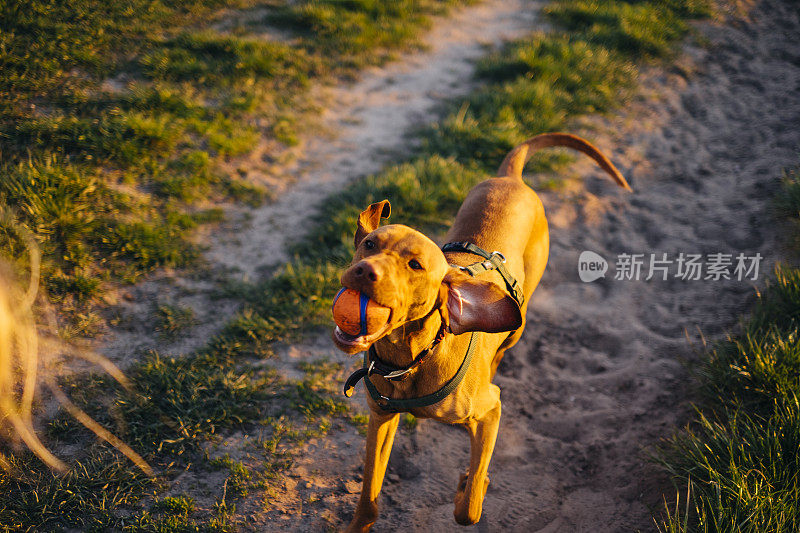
[358,291,369,337]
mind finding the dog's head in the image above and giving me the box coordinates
[332,200,522,354]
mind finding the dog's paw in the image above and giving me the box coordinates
[454,501,482,526]
[345,500,378,533]
[344,516,376,533]
[453,472,491,525]
[344,523,373,533]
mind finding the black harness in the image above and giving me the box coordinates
[442,241,524,307]
[342,241,523,413]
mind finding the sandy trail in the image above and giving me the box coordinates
[98,0,541,367]
[255,1,800,531]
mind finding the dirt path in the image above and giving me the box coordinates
[251,1,800,531]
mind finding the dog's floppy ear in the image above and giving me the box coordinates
[438,269,522,335]
[354,200,391,248]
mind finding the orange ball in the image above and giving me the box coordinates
[332,288,391,337]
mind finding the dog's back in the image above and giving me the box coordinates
[444,133,630,373]
[445,176,548,309]
[448,133,630,306]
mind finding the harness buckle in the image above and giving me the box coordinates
[376,393,394,410]
[384,368,411,380]
[491,251,507,263]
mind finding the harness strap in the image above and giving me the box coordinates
[441,241,524,307]
[361,332,477,413]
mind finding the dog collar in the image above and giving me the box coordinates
[352,332,477,413]
[343,322,446,397]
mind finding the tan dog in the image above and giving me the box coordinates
[333,133,630,531]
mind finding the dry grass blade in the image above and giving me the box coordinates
[0,210,64,471]
[45,378,153,476]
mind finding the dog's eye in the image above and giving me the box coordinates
[364,240,375,250]
[408,259,423,270]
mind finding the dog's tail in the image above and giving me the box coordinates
[497,132,632,191]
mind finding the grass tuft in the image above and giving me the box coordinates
[269,0,471,70]
[656,170,800,532]
[545,0,711,59]
[156,304,197,338]
[0,450,153,531]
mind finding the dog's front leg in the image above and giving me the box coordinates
[454,395,501,525]
[346,409,399,533]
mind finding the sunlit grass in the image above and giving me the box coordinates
[269,0,472,70]
[544,0,712,58]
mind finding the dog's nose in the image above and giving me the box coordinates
[353,261,380,283]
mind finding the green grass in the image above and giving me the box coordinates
[0,449,155,531]
[776,166,800,250]
[140,31,313,86]
[156,304,197,338]
[655,170,800,532]
[208,455,253,499]
[1,0,715,529]
[544,0,712,58]
[143,495,201,532]
[0,0,472,327]
[10,340,350,529]
[402,413,419,432]
[268,0,470,71]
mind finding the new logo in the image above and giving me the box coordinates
[578,251,608,282]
